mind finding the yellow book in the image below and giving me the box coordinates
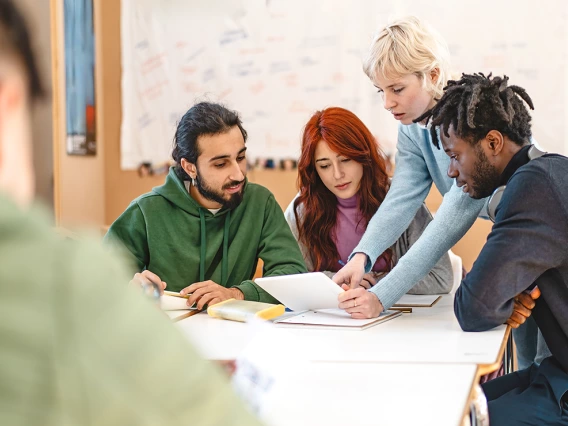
[207,299,285,322]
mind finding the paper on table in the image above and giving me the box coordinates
[393,294,441,308]
[274,308,401,330]
[232,319,306,418]
[160,294,196,311]
[164,310,194,321]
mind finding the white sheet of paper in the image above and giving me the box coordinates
[275,308,388,327]
[160,294,196,311]
[394,294,441,307]
[255,272,343,311]
[231,320,306,418]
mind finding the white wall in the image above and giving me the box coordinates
[121,0,568,170]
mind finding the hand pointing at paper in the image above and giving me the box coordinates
[332,252,367,289]
[338,284,384,319]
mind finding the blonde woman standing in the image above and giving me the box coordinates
[334,17,549,369]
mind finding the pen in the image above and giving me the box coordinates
[338,260,346,267]
[141,282,161,302]
[163,290,190,299]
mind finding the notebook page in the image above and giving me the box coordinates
[160,294,197,311]
[276,308,388,327]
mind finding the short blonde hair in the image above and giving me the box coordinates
[363,16,451,99]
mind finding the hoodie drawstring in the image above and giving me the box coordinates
[198,208,231,286]
[222,210,231,286]
[199,209,206,282]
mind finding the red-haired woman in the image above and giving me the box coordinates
[285,107,452,296]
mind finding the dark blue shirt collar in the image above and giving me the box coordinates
[498,144,532,186]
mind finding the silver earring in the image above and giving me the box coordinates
[191,177,196,186]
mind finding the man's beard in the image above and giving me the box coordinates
[470,145,502,199]
[194,174,245,210]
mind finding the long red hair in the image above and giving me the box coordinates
[294,107,392,271]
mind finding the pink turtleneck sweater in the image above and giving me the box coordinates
[332,194,389,273]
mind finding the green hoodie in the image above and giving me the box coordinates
[104,168,307,302]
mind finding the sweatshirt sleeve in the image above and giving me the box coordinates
[350,125,435,268]
[455,166,567,332]
[61,240,261,426]
[234,194,307,303]
[370,182,485,310]
[103,202,149,272]
[396,204,454,295]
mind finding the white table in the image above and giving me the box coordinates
[175,295,508,372]
[172,295,496,425]
[164,310,196,322]
[257,362,478,426]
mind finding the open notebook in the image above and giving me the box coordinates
[273,308,401,331]
[255,273,402,330]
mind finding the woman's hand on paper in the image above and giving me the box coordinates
[338,284,384,319]
[506,286,541,328]
[359,273,378,289]
[181,280,244,310]
[130,270,167,297]
[332,252,367,289]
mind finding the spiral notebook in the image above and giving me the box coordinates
[273,308,401,331]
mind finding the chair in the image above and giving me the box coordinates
[461,383,490,426]
[448,249,463,294]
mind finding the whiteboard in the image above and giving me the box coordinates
[121,0,568,170]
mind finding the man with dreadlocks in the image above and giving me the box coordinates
[419,73,568,425]
[334,17,548,371]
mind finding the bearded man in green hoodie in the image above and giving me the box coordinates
[105,102,307,309]
[0,1,265,424]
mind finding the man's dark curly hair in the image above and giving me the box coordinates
[415,73,534,149]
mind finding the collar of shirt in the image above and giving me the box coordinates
[498,144,532,186]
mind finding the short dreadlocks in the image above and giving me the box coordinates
[416,73,534,149]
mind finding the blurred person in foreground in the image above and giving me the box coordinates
[0,1,261,424]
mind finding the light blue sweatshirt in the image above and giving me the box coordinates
[351,123,486,309]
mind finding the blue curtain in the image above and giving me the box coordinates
[64,0,95,136]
